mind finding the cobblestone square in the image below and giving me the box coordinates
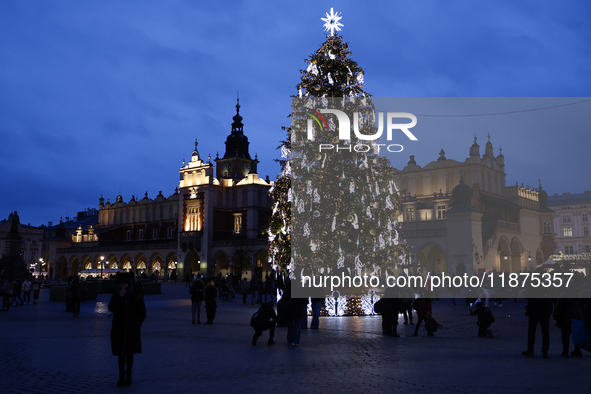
[1,283,589,394]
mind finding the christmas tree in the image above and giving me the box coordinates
[268,13,407,295]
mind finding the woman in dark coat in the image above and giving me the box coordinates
[553,295,584,357]
[108,273,146,387]
[204,279,218,324]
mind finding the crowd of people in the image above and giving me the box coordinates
[3,267,591,388]
[0,275,43,311]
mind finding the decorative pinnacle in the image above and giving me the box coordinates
[499,145,502,154]
[487,133,490,141]
[236,91,240,114]
[321,8,343,36]
[473,134,477,144]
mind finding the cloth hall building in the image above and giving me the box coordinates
[394,136,556,276]
[45,101,274,280]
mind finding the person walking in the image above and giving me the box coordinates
[32,277,41,304]
[309,286,324,329]
[522,297,554,358]
[553,295,584,357]
[249,277,258,306]
[71,276,82,317]
[251,300,277,345]
[412,296,434,336]
[22,277,32,304]
[189,278,205,324]
[203,279,217,325]
[108,272,146,387]
[284,283,308,346]
[11,279,24,307]
[241,278,249,305]
[1,279,14,311]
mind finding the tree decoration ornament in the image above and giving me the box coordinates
[321,8,344,37]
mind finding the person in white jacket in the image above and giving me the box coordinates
[22,277,32,304]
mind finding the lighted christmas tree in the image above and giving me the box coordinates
[268,10,407,293]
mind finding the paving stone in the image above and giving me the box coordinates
[0,284,589,393]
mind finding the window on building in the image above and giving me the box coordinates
[564,227,573,237]
[126,230,131,241]
[586,245,591,254]
[563,216,571,223]
[31,240,37,246]
[437,205,446,220]
[153,228,158,239]
[584,226,589,236]
[543,222,551,234]
[167,227,173,238]
[30,251,36,261]
[405,208,415,222]
[139,229,144,240]
[233,213,243,234]
[186,206,200,232]
[565,246,574,254]
[583,214,588,222]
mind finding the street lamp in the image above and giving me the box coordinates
[100,255,104,279]
[39,258,44,273]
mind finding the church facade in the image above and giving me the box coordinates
[394,135,556,276]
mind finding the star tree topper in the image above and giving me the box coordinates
[321,8,343,36]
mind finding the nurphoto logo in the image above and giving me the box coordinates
[302,107,418,153]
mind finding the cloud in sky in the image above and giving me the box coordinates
[1,0,590,225]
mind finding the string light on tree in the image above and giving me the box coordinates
[361,289,380,315]
[325,291,348,316]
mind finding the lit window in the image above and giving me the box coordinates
[186,207,200,232]
[233,213,243,234]
[405,208,415,222]
[563,227,573,237]
[437,205,446,220]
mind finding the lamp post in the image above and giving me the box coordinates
[39,258,44,274]
[100,255,104,279]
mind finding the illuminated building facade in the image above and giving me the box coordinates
[46,101,273,280]
[394,135,556,276]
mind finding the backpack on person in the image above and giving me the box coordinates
[250,312,263,327]
[373,299,385,314]
[484,307,495,323]
[425,315,442,333]
[412,298,422,311]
